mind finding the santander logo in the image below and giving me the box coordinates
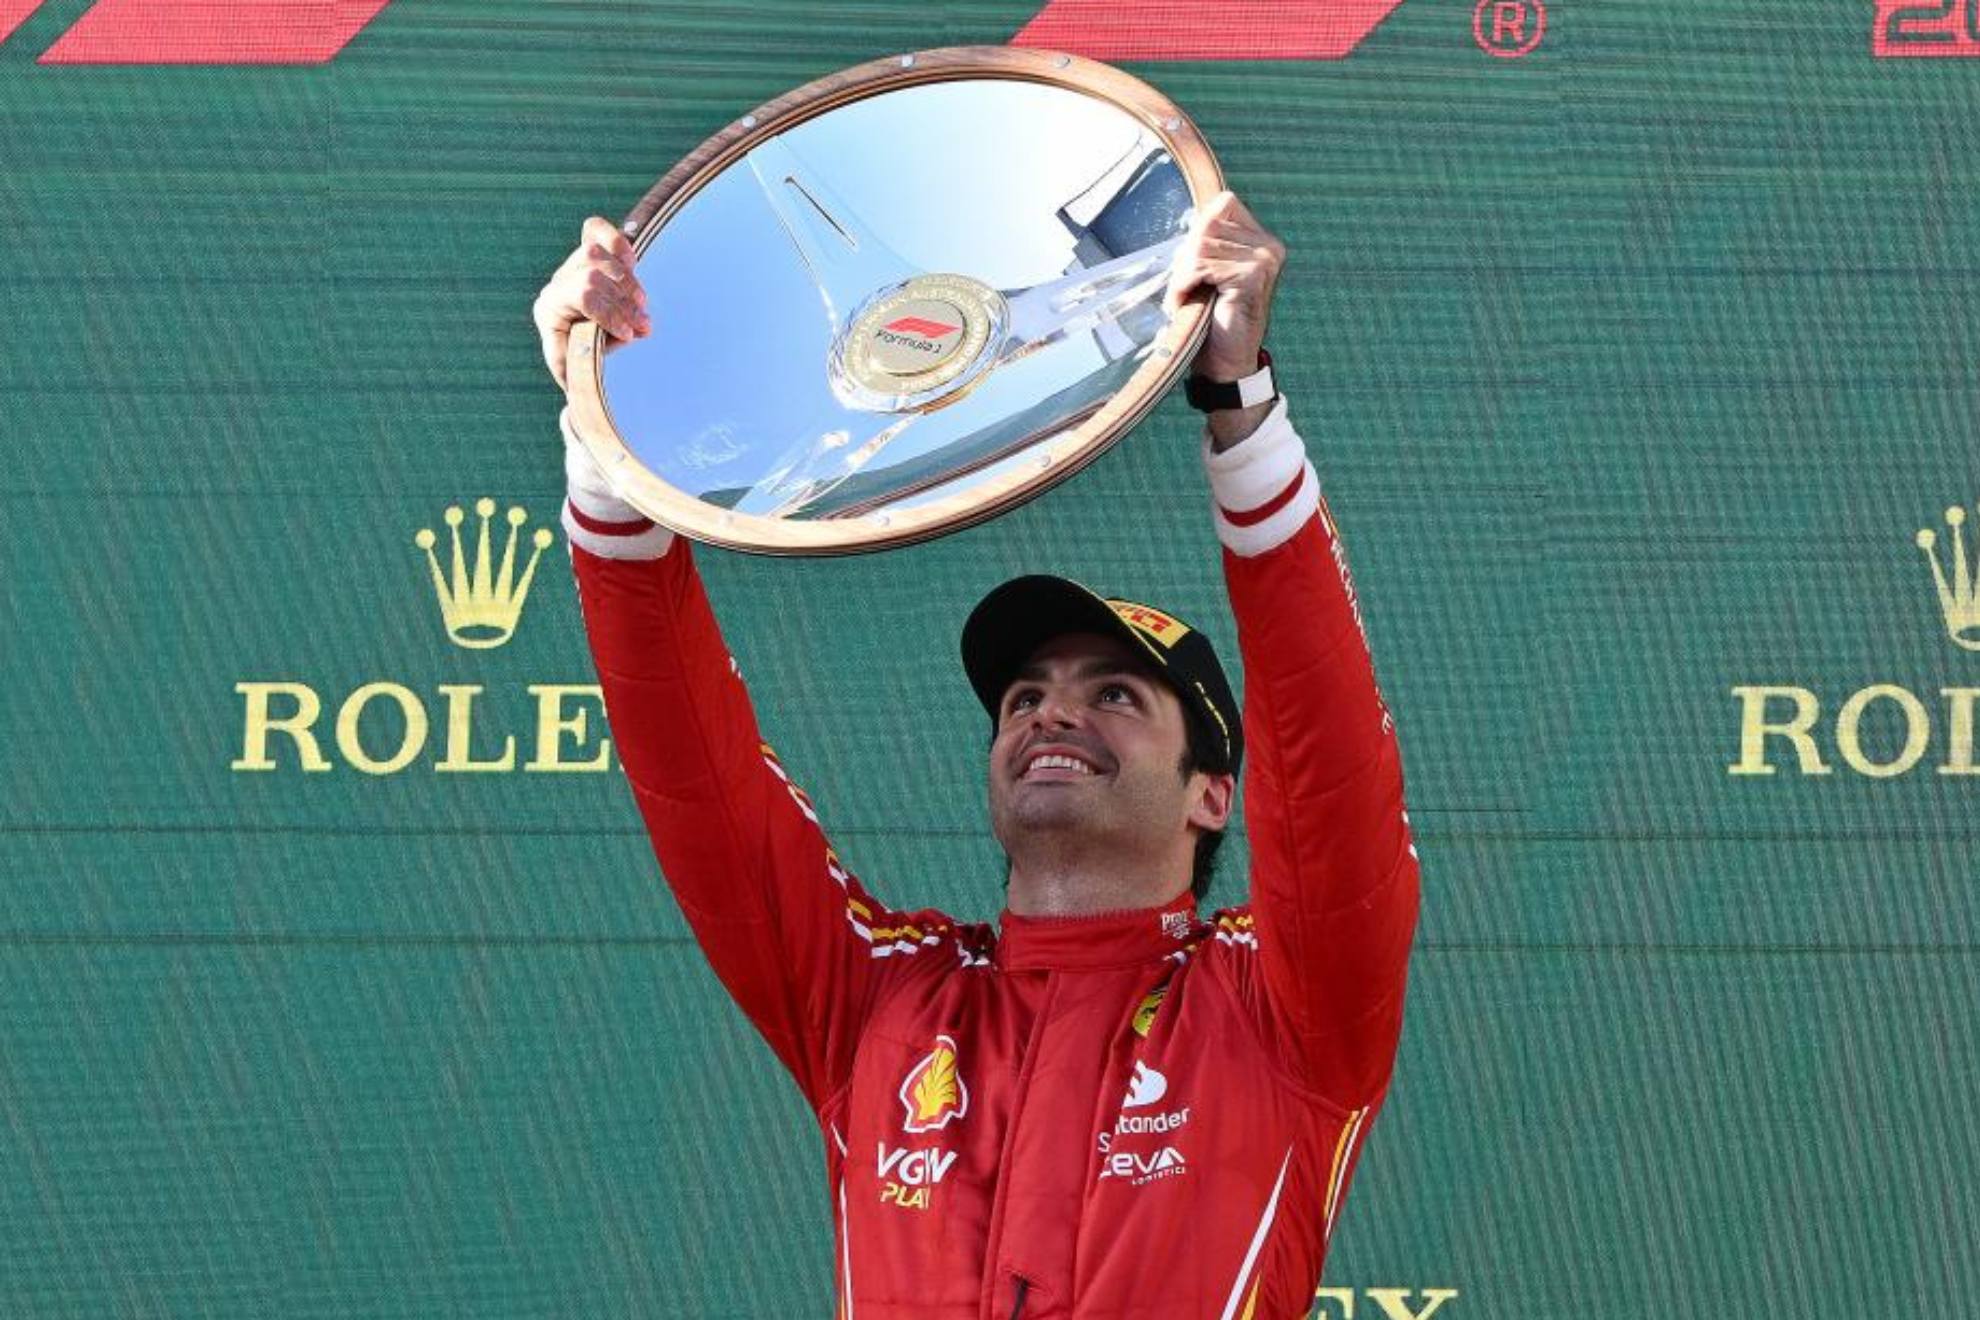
[1099,1061,1191,1153]
[1125,1061,1168,1108]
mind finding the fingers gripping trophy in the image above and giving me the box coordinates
[532,46,1419,1320]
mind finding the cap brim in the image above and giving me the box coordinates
[960,576,1173,719]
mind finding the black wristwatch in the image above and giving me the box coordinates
[1183,347,1277,413]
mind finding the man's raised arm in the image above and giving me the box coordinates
[537,221,958,1114]
[1206,396,1422,1111]
[1168,193,1421,1112]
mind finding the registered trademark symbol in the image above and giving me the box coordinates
[1474,0,1546,57]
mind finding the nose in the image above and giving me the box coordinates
[1031,690,1083,731]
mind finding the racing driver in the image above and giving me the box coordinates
[532,191,1421,1319]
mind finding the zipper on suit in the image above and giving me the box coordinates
[978,975,1059,1318]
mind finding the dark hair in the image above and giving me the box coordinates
[1177,706,1232,901]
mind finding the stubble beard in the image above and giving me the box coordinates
[991,762,1184,869]
[992,775,1099,854]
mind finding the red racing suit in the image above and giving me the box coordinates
[562,397,1421,1319]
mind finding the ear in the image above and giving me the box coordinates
[1187,771,1236,832]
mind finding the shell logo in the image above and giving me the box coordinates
[899,1035,968,1133]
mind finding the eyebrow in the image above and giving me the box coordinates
[1008,657,1155,685]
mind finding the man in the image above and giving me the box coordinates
[533,192,1420,1319]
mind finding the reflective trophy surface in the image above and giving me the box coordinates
[563,46,1224,554]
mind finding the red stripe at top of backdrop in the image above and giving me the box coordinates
[0,0,48,48]
[40,0,392,64]
[1010,0,1405,60]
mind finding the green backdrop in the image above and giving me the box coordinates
[4,0,1976,1315]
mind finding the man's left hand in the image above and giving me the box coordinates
[1163,191,1287,382]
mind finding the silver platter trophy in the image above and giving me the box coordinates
[563,45,1224,555]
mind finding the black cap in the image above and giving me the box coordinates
[960,575,1242,776]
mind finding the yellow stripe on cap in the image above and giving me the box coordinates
[1108,600,1193,648]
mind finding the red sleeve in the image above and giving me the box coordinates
[1225,497,1422,1110]
[570,536,961,1112]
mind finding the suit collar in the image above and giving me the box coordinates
[995,889,1199,971]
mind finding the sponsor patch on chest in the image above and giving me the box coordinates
[877,1142,959,1210]
[1094,1060,1194,1185]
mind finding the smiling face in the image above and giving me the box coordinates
[987,631,1210,873]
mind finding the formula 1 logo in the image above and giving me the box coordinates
[0,0,393,63]
[882,316,961,340]
[1874,0,1980,54]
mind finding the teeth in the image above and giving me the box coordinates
[1027,753,1093,775]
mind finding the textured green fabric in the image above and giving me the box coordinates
[2,1,1975,1315]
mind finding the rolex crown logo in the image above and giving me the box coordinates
[414,499,555,650]
[1915,503,1980,652]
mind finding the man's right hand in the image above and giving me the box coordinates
[532,216,652,390]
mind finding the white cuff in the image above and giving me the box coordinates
[560,406,647,523]
[1199,396,1320,557]
[561,500,677,560]
[559,406,675,561]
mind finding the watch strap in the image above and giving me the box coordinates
[1184,347,1276,412]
